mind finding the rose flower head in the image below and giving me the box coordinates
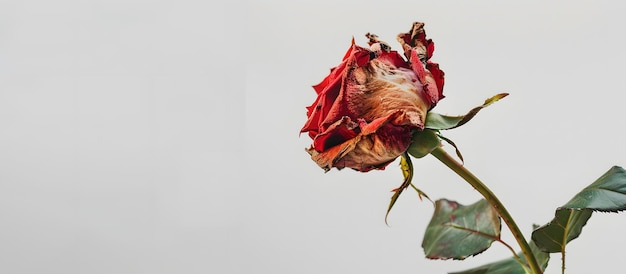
[301,22,445,172]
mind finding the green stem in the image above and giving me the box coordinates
[430,146,542,274]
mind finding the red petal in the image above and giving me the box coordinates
[426,40,435,60]
[409,50,442,106]
[426,62,445,103]
[302,43,368,135]
[377,50,410,69]
[307,113,411,172]
[312,116,359,152]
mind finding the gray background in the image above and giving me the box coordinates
[2,1,626,273]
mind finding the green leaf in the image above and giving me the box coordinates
[531,209,592,253]
[437,133,464,164]
[385,154,413,225]
[409,183,432,203]
[422,199,501,260]
[561,166,626,211]
[425,93,508,130]
[531,166,626,272]
[407,128,440,159]
[449,239,550,274]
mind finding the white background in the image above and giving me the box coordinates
[2,1,626,273]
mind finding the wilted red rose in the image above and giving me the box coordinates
[301,22,445,172]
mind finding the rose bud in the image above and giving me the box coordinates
[301,22,445,172]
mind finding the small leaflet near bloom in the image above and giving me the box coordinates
[301,22,445,172]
